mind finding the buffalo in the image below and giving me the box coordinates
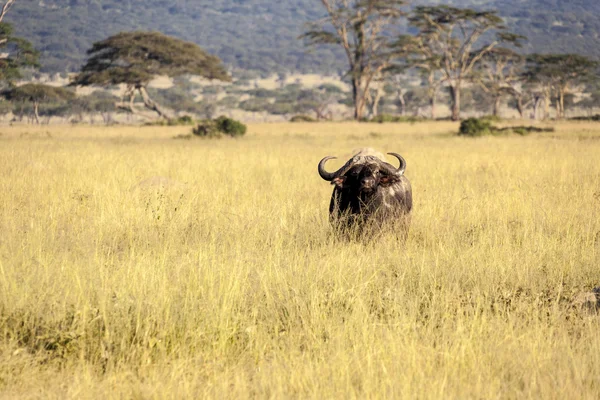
[318,149,412,235]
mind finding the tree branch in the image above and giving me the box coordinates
[0,0,15,23]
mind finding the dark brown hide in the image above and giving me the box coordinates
[318,152,412,234]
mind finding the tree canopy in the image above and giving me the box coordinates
[301,0,407,120]
[403,5,523,120]
[0,22,39,86]
[73,31,230,88]
[524,53,598,119]
[71,31,231,119]
[2,83,74,123]
[4,0,600,75]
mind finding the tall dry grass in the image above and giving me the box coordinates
[0,121,599,399]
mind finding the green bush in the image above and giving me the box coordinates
[370,114,423,123]
[508,126,555,135]
[214,116,247,137]
[571,114,600,121]
[169,115,195,126]
[192,116,247,138]
[146,116,196,126]
[458,118,495,136]
[290,114,316,122]
[192,121,222,138]
[458,118,555,137]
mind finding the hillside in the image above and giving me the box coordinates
[6,0,600,74]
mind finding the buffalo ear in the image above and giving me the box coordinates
[379,175,400,187]
[332,176,346,189]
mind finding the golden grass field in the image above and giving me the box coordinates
[0,121,599,399]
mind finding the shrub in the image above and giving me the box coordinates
[458,118,555,137]
[458,118,494,136]
[290,114,316,122]
[214,116,247,137]
[571,114,600,121]
[146,116,196,126]
[370,114,423,123]
[508,126,555,135]
[192,121,222,138]
[168,115,195,126]
[192,116,247,138]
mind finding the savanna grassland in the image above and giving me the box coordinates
[0,121,599,399]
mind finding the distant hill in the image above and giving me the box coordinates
[6,0,600,74]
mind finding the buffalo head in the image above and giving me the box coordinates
[317,150,412,235]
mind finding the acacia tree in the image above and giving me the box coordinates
[71,91,119,125]
[2,83,74,123]
[0,0,39,87]
[524,54,598,119]
[301,0,407,120]
[475,47,527,117]
[390,34,445,119]
[71,31,230,119]
[408,6,519,120]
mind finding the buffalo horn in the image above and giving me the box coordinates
[318,156,342,181]
[384,153,407,176]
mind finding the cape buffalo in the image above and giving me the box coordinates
[318,149,412,235]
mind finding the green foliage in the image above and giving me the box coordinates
[217,95,240,110]
[302,0,408,120]
[2,83,74,103]
[0,100,13,115]
[72,31,230,88]
[510,126,555,135]
[238,83,344,118]
[459,117,555,137]
[459,118,495,137]
[571,115,600,121]
[147,115,196,126]
[0,22,39,85]
[6,0,600,75]
[71,91,118,114]
[290,114,316,122]
[525,54,598,86]
[192,122,221,138]
[239,98,271,113]
[192,116,246,138]
[370,114,423,123]
[214,116,247,137]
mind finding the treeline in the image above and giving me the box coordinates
[4,0,600,75]
[302,1,600,121]
[2,0,600,124]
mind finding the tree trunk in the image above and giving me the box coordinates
[532,96,541,120]
[371,94,380,118]
[397,88,406,116]
[543,91,550,120]
[492,96,501,117]
[33,101,40,124]
[449,83,461,121]
[138,86,171,119]
[429,90,437,120]
[314,104,329,121]
[101,112,111,125]
[352,77,362,120]
[117,88,137,114]
[515,96,524,119]
[558,89,565,120]
[371,85,383,118]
